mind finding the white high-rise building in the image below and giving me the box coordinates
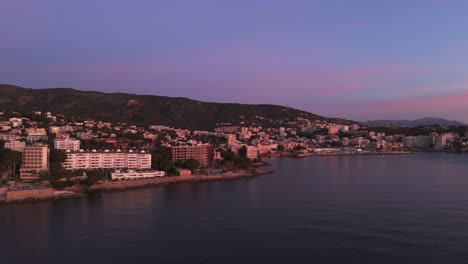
[62,150,151,170]
[435,133,453,150]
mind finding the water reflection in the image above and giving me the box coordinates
[1,153,468,264]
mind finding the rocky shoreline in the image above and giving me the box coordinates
[0,190,86,205]
[266,151,413,158]
[89,169,272,192]
[0,169,273,205]
[0,152,419,205]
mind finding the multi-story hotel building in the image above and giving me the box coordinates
[54,138,81,151]
[20,144,50,181]
[167,144,214,166]
[62,149,151,170]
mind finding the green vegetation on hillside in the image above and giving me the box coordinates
[0,84,352,130]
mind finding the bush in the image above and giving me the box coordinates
[182,158,200,172]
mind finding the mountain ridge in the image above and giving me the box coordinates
[362,117,466,127]
[0,84,352,130]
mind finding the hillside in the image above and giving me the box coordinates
[362,117,466,127]
[0,84,351,130]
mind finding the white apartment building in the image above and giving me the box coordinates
[4,140,26,152]
[54,139,80,151]
[111,170,165,180]
[435,133,454,150]
[63,149,151,170]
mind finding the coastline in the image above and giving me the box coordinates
[299,151,414,157]
[0,168,273,205]
[89,168,272,193]
[267,151,414,158]
[0,151,452,205]
[0,191,86,205]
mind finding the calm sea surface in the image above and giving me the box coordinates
[1,153,468,264]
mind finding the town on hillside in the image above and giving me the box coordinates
[0,110,467,201]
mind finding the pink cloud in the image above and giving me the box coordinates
[319,82,376,96]
[344,90,468,114]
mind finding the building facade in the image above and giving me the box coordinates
[54,139,81,151]
[435,133,453,150]
[62,150,151,170]
[168,144,214,166]
[110,170,165,180]
[4,140,26,152]
[0,133,20,141]
[20,145,50,181]
[25,128,48,142]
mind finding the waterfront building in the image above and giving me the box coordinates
[20,144,50,181]
[402,136,416,148]
[63,150,151,170]
[415,136,433,149]
[403,136,433,149]
[54,138,81,151]
[4,140,26,152]
[178,169,192,176]
[110,170,165,180]
[257,143,278,154]
[167,144,214,166]
[229,144,258,160]
[435,134,453,150]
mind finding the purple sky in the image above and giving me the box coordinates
[1,0,468,122]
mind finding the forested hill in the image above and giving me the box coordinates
[0,84,352,130]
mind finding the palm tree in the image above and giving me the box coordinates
[0,150,21,181]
